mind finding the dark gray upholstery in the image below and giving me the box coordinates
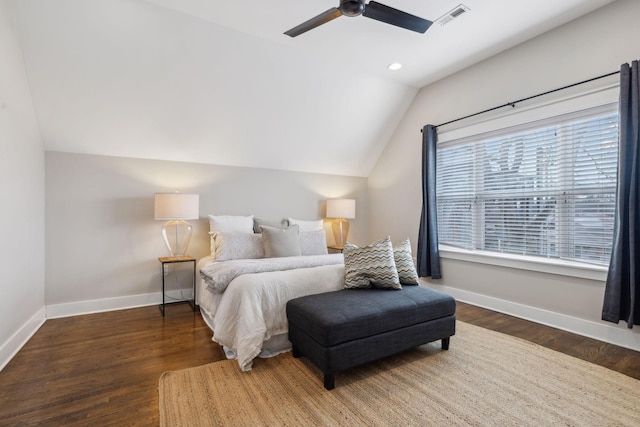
[287,286,456,389]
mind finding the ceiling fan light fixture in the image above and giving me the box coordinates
[340,0,366,17]
[388,62,402,71]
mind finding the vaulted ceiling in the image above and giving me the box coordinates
[8,0,615,176]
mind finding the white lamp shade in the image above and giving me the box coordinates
[154,193,200,220]
[326,199,356,219]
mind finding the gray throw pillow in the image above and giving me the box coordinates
[253,218,289,233]
[343,236,401,290]
[261,225,302,258]
[393,238,419,285]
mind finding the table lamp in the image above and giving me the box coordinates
[326,199,356,247]
[154,193,199,257]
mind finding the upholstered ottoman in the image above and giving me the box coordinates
[286,285,456,390]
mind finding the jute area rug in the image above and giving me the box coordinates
[159,322,640,426]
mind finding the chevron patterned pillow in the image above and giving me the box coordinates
[343,236,401,290]
[393,238,419,285]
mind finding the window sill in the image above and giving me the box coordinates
[439,245,608,282]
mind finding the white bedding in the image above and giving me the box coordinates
[200,254,344,293]
[196,255,345,371]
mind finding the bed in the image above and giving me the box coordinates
[196,214,346,371]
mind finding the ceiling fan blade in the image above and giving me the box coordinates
[284,7,343,37]
[363,1,432,33]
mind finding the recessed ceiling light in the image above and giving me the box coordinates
[388,63,402,71]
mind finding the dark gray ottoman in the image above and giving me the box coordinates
[286,285,456,390]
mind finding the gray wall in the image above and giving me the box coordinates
[45,152,368,314]
[0,0,46,369]
[368,0,640,350]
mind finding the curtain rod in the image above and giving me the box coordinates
[429,70,620,130]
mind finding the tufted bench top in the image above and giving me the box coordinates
[286,285,456,348]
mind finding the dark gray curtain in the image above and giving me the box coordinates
[417,125,441,279]
[602,60,640,328]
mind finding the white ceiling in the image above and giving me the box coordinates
[8,0,615,177]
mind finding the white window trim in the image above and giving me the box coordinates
[439,244,608,282]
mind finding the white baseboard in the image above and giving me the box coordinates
[46,289,192,319]
[431,285,640,352]
[0,307,46,372]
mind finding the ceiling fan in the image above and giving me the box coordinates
[284,0,432,37]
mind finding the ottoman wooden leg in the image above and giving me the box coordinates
[323,373,335,390]
[292,345,302,358]
[442,337,450,350]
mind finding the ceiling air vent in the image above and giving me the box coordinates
[437,4,470,26]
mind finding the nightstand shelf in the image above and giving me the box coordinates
[158,256,197,316]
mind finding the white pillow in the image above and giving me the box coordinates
[209,215,254,255]
[212,232,264,261]
[209,214,254,234]
[288,217,323,232]
[300,230,328,256]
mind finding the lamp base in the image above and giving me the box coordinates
[161,219,193,257]
[331,218,350,247]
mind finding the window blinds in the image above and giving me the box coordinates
[436,104,619,266]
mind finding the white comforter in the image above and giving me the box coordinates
[200,254,344,293]
[197,255,345,371]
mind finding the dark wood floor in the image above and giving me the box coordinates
[0,301,638,426]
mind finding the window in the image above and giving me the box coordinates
[436,104,618,266]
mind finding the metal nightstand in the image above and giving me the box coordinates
[158,256,197,316]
